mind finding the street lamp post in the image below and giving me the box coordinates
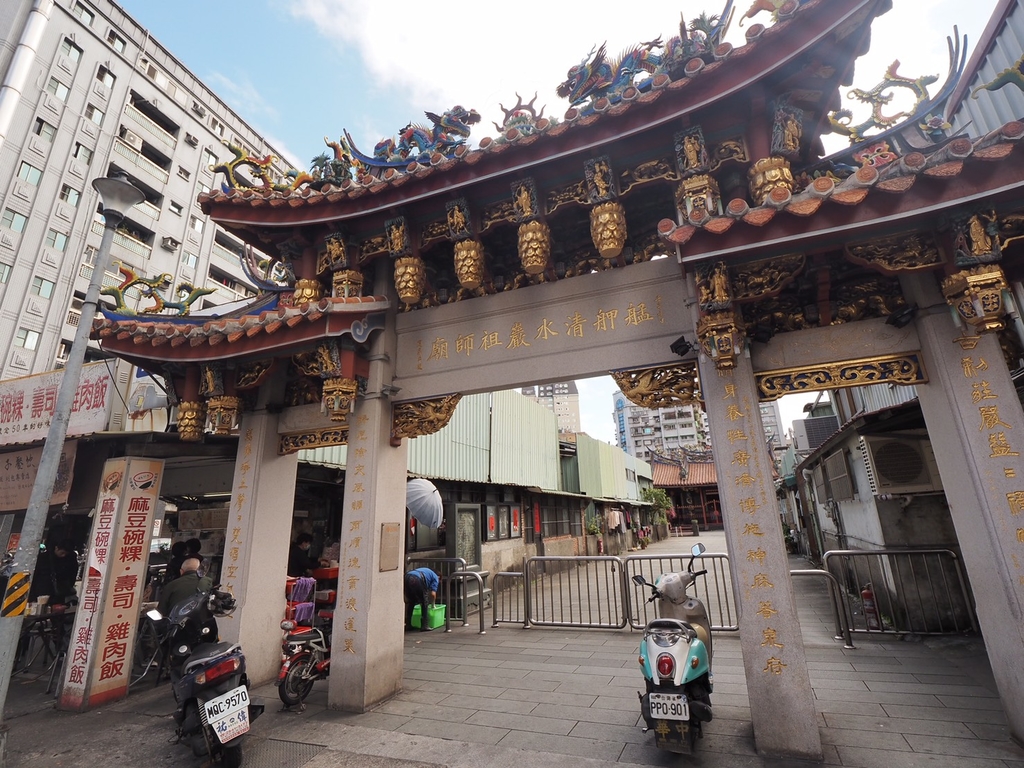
[0,173,144,744]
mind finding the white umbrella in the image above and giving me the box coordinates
[406,478,443,529]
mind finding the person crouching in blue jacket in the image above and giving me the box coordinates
[404,567,439,632]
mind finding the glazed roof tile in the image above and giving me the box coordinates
[652,459,718,488]
[196,2,825,215]
[658,122,1024,250]
[92,295,388,350]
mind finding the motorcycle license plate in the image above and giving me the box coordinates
[649,692,689,721]
[204,685,250,743]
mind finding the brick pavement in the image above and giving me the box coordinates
[5,531,1024,767]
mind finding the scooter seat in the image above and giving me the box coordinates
[647,618,692,633]
[183,642,241,674]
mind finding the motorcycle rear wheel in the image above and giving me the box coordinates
[278,652,317,706]
[222,743,243,768]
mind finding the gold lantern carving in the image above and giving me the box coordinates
[332,269,364,298]
[394,255,426,306]
[206,395,240,436]
[177,400,206,442]
[676,175,722,222]
[941,264,1009,334]
[697,311,745,371]
[454,239,485,290]
[518,220,551,275]
[292,278,323,304]
[322,377,358,422]
[589,201,627,259]
[748,156,794,205]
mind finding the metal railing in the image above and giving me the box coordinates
[624,553,737,631]
[90,220,152,260]
[124,102,177,152]
[112,138,169,182]
[822,548,978,635]
[523,556,628,629]
[491,572,527,628]
[790,569,855,648]
[445,571,486,634]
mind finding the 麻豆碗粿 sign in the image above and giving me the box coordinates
[0,362,114,446]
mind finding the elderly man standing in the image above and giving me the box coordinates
[158,557,212,615]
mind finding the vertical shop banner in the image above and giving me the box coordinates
[58,457,163,710]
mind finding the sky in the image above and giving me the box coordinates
[117,0,999,443]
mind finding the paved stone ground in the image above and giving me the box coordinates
[4,531,1024,767]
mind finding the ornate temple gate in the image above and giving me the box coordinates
[91,0,1024,758]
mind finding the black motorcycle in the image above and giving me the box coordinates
[147,587,264,767]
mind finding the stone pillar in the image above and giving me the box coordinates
[328,282,409,711]
[218,410,298,684]
[697,351,823,760]
[913,308,1024,743]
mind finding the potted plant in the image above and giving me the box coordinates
[585,517,601,555]
[641,488,672,541]
[782,522,798,553]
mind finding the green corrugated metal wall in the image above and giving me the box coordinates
[490,390,560,489]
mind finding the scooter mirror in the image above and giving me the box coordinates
[146,609,162,621]
[691,543,706,557]
[631,574,647,586]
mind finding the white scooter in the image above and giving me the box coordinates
[632,542,713,754]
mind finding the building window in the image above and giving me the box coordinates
[189,216,204,234]
[106,30,126,54]
[177,166,191,181]
[0,262,11,283]
[84,104,104,125]
[33,118,57,143]
[17,162,42,186]
[202,148,217,169]
[96,66,115,88]
[72,2,94,25]
[60,38,83,62]
[73,143,93,165]
[59,184,81,207]
[45,229,69,252]
[14,328,40,351]
[83,245,98,266]
[31,276,56,299]
[46,77,70,102]
[168,201,183,216]
[181,251,198,269]
[210,117,225,137]
[198,183,210,198]
[2,209,27,233]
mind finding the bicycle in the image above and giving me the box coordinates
[129,613,167,688]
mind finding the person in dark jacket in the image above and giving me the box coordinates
[165,541,189,582]
[30,541,79,605]
[158,557,212,615]
[404,567,439,632]
[287,532,322,577]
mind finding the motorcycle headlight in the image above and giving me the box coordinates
[649,629,683,648]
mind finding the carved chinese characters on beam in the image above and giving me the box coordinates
[756,354,927,401]
[391,394,462,444]
[845,233,942,273]
[611,363,701,408]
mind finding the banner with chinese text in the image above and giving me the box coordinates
[58,457,163,710]
[0,362,114,447]
[0,440,78,512]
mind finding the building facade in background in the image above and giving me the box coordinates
[612,389,709,461]
[520,381,581,434]
[0,0,289,378]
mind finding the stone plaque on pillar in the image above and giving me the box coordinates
[698,353,822,760]
[380,522,401,572]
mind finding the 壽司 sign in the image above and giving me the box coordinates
[0,362,114,446]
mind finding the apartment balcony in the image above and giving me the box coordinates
[79,263,133,288]
[90,220,153,261]
[123,102,177,153]
[112,138,169,183]
[212,240,242,265]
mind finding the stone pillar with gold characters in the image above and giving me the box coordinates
[906,268,1024,745]
[328,268,410,712]
[696,348,823,760]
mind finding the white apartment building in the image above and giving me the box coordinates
[520,382,581,434]
[0,0,290,379]
[612,390,709,461]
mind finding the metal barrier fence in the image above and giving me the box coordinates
[523,556,628,629]
[790,569,855,648]
[623,553,737,631]
[491,571,527,628]
[822,548,978,635]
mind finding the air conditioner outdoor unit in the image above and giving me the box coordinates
[191,103,207,118]
[161,236,180,251]
[859,436,943,495]
[122,130,143,150]
[184,132,199,147]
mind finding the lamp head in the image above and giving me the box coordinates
[92,172,145,220]
[669,335,693,357]
[885,304,918,328]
